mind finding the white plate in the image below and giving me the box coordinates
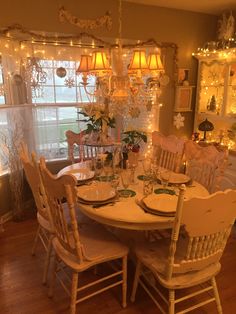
[65,168,94,181]
[143,194,177,213]
[77,182,116,202]
[161,172,190,185]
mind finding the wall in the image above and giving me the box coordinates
[0,0,218,215]
[0,0,218,136]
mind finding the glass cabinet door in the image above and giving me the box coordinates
[198,61,226,115]
[226,63,236,116]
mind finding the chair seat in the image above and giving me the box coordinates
[53,224,128,272]
[134,237,221,289]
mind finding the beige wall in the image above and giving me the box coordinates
[0,1,218,215]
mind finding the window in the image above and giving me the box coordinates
[32,60,95,104]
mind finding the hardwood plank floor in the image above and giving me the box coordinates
[1,218,236,314]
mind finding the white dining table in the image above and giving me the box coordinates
[58,162,209,231]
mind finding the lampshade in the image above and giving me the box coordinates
[128,50,148,71]
[90,51,111,75]
[76,55,92,74]
[198,118,214,141]
[147,53,164,72]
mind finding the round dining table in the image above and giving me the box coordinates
[58,162,209,231]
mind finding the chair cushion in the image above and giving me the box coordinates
[53,223,128,272]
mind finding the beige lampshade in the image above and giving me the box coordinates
[76,55,92,74]
[90,51,111,74]
[147,53,164,72]
[128,50,148,70]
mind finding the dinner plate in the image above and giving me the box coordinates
[77,182,116,202]
[65,168,94,181]
[163,172,190,185]
[143,194,177,214]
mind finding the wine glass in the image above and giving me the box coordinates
[160,169,171,188]
[120,169,131,197]
[142,158,152,176]
[110,174,120,193]
[103,159,113,181]
[94,157,103,179]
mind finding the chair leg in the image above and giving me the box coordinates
[70,272,78,314]
[48,252,56,298]
[42,235,53,285]
[131,260,142,303]
[211,277,223,314]
[168,289,175,314]
[31,224,41,256]
[122,256,127,308]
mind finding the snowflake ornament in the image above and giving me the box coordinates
[173,113,185,129]
[64,77,75,88]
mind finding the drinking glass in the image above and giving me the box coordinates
[95,158,103,178]
[103,159,113,180]
[142,158,152,176]
[120,169,131,197]
[143,178,153,196]
[110,174,120,193]
[160,169,171,188]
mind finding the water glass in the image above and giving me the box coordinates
[120,169,131,197]
[110,174,120,193]
[143,178,154,196]
[160,169,171,188]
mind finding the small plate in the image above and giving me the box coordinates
[66,168,94,181]
[137,175,151,181]
[118,189,136,198]
[77,182,116,202]
[154,188,176,196]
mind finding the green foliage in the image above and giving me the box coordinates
[122,130,147,146]
[80,111,115,134]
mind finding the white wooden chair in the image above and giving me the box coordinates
[131,185,236,314]
[65,130,86,164]
[184,140,228,193]
[39,159,128,314]
[19,143,53,285]
[152,132,185,173]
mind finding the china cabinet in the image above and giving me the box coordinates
[194,52,236,188]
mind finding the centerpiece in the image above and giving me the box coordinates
[81,103,116,145]
[122,129,147,166]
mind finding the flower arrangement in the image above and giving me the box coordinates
[122,129,147,152]
[81,104,115,134]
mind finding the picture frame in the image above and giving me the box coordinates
[174,86,193,112]
[178,68,189,85]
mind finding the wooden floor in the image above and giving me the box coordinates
[1,217,236,314]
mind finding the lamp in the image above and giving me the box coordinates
[198,118,214,141]
[75,0,166,115]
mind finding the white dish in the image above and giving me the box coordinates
[161,172,190,185]
[77,182,116,202]
[65,168,94,181]
[143,194,177,213]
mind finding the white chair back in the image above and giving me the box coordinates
[166,188,236,280]
[152,132,185,172]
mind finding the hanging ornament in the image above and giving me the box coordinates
[173,113,185,129]
[25,57,47,90]
[0,84,5,96]
[64,77,75,88]
[56,67,67,78]
[146,101,153,111]
[129,106,141,118]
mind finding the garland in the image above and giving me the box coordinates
[58,6,112,31]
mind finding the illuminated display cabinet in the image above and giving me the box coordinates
[194,52,236,150]
[194,51,236,189]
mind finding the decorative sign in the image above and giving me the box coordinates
[174,86,193,112]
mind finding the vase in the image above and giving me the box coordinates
[128,151,139,167]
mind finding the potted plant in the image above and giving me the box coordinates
[122,130,147,167]
[122,130,147,152]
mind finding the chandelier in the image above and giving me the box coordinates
[75,0,167,115]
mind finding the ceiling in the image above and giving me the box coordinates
[124,0,236,15]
